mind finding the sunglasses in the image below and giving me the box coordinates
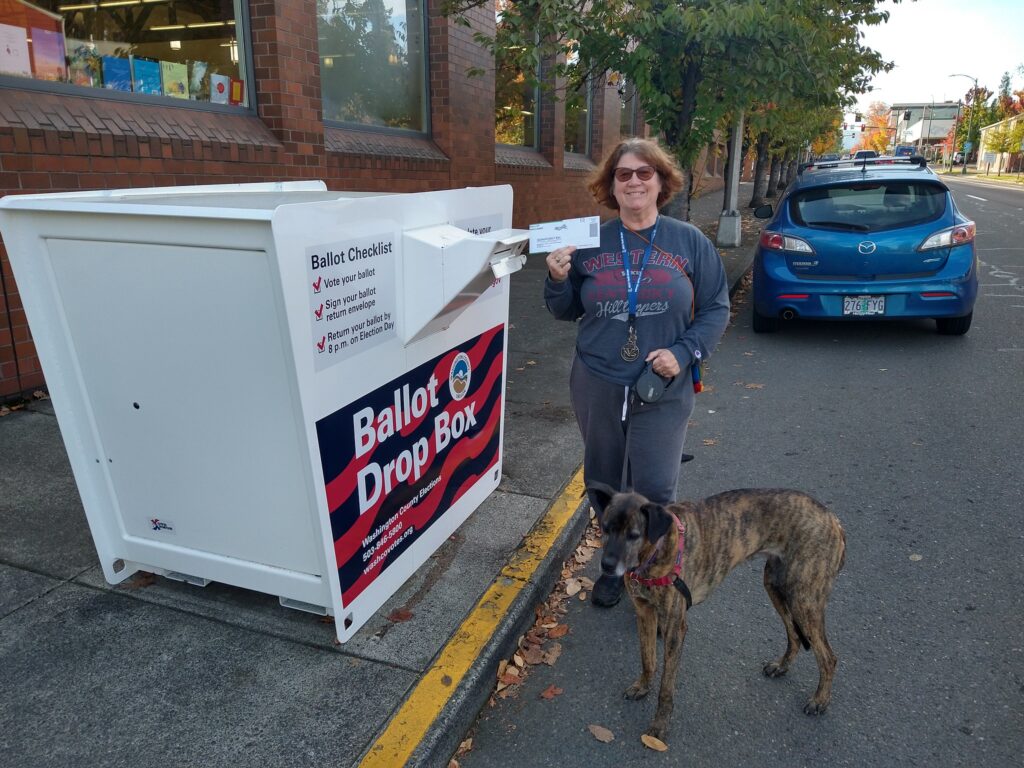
[614,165,657,182]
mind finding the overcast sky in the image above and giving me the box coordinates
[856,0,1023,112]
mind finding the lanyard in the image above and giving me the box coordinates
[619,217,659,317]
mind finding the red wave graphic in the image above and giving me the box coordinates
[341,404,501,604]
[329,348,504,567]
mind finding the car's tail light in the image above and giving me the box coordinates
[759,230,814,253]
[919,221,975,250]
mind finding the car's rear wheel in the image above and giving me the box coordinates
[936,312,972,335]
[752,307,779,333]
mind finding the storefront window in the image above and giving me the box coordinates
[618,76,638,138]
[0,0,249,106]
[564,71,589,155]
[317,0,426,131]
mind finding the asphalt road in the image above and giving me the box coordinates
[456,180,1024,768]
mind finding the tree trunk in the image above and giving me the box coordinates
[766,155,782,198]
[786,156,798,186]
[747,132,771,208]
[661,167,694,221]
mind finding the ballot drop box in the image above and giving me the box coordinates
[0,181,529,642]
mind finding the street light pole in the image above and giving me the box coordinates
[950,73,979,175]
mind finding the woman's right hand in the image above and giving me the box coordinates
[546,246,576,282]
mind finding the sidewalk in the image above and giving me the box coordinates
[0,183,757,768]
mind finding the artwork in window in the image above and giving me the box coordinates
[0,0,249,107]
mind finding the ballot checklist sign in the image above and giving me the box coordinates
[315,325,505,605]
[307,232,397,371]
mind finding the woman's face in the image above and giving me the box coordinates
[612,152,662,220]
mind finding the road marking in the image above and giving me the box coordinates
[966,194,987,201]
[358,467,586,768]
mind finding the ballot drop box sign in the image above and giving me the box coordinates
[0,182,527,642]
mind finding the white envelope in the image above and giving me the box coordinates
[528,216,601,253]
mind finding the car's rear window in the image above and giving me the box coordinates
[789,181,946,232]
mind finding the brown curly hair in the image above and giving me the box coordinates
[587,138,685,211]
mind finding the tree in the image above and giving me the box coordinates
[862,100,891,153]
[445,0,896,220]
[996,72,1023,120]
[986,123,1015,175]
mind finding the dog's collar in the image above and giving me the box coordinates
[628,513,693,609]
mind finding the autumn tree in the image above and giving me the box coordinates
[861,100,892,153]
[445,0,896,220]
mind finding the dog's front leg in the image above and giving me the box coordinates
[625,599,657,700]
[646,606,688,741]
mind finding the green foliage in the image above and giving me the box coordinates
[445,0,897,173]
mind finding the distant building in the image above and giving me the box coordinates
[888,102,960,159]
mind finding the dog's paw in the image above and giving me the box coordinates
[803,698,830,716]
[643,725,667,742]
[624,681,649,700]
[763,660,789,678]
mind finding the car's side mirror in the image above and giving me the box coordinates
[754,204,773,219]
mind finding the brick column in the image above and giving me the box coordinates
[248,0,326,171]
[429,1,496,186]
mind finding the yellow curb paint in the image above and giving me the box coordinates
[359,467,585,768]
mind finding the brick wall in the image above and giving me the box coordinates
[0,0,712,399]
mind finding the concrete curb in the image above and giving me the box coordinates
[391,479,592,768]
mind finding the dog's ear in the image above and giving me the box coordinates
[641,502,673,542]
[586,482,618,516]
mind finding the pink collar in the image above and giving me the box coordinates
[628,513,686,588]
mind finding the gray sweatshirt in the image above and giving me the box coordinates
[544,215,730,386]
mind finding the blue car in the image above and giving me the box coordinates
[752,156,977,335]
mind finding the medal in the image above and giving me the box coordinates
[621,323,639,361]
[619,218,660,365]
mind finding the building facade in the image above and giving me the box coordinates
[0,0,730,399]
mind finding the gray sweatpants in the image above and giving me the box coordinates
[570,354,695,511]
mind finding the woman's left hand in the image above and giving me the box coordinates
[645,348,681,378]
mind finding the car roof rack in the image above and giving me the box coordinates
[798,155,928,175]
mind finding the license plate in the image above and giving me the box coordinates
[843,295,885,316]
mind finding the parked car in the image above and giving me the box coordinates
[853,149,879,160]
[817,152,841,162]
[751,156,977,335]
[952,151,965,165]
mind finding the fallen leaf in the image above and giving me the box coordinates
[703,438,718,446]
[588,724,615,743]
[512,653,525,668]
[496,681,508,692]
[125,571,156,589]
[744,383,764,390]
[578,576,595,590]
[497,659,508,678]
[547,624,569,639]
[543,643,562,666]
[448,760,459,768]
[456,738,473,756]
[387,608,414,623]
[579,592,588,601]
[565,579,581,597]
[522,646,545,665]
[641,734,669,751]
[499,671,519,685]
[540,684,563,700]
[527,360,537,366]
[910,554,923,561]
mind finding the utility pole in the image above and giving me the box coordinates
[950,73,979,175]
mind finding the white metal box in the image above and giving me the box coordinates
[0,181,528,642]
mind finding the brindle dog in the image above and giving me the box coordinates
[590,484,846,742]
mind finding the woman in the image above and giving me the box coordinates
[544,138,730,607]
